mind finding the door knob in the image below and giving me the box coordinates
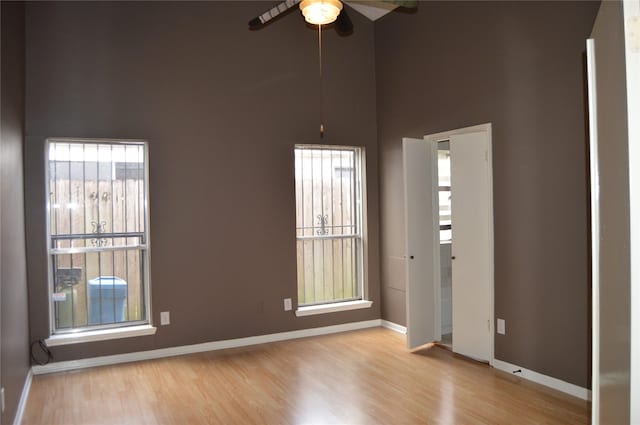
[451,256,456,260]
[410,255,414,259]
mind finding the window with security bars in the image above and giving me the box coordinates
[46,139,150,333]
[295,145,364,306]
[438,145,452,242]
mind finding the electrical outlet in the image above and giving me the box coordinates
[283,298,292,311]
[497,318,506,335]
[160,311,170,325]
[1,387,5,413]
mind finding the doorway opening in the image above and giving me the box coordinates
[437,142,453,350]
[403,123,494,364]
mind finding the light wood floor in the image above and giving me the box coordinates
[23,328,590,425]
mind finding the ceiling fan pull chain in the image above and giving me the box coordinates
[319,23,324,138]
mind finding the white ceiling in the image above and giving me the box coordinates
[344,1,398,21]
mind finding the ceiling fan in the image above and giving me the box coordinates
[248,0,416,138]
[248,0,417,35]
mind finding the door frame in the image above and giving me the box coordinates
[424,123,495,365]
[586,37,601,422]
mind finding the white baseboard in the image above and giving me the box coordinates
[493,358,591,401]
[24,322,592,412]
[381,320,406,334]
[13,369,32,425]
[32,319,383,375]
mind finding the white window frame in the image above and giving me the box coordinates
[44,138,155,346]
[293,145,372,316]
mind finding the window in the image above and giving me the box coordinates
[438,143,452,242]
[46,139,151,336]
[294,145,366,308]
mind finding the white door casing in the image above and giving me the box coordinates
[586,37,601,424]
[403,124,494,360]
[403,124,494,364]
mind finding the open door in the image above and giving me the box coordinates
[403,137,441,349]
[449,131,492,362]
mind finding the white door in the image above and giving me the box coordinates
[450,131,492,362]
[403,137,441,349]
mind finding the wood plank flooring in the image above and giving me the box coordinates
[22,328,590,424]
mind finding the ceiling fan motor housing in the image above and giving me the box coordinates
[300,0,343,25]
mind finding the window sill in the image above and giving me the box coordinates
[295,300,373,317]
[45,324,157,347]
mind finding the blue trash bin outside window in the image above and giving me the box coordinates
[88,276,128,325]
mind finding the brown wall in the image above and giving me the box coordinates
[375,1,598,388]
[1,1,31,423]
[24,1,380,361]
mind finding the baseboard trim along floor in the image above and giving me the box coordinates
[23,327,589,425]
[31,319,382,375]
[380,320,407,334]
[492,358,591,401]
[30,319,591,404]
[13,369,32,425]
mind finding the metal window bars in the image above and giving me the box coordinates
[46,139,150,333]
[294,145,364,306]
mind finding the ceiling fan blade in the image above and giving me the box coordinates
[335,8,353,36]
[380,0,417,7]
[248,0,302,30]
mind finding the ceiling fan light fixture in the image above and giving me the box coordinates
[300,0,343,25]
